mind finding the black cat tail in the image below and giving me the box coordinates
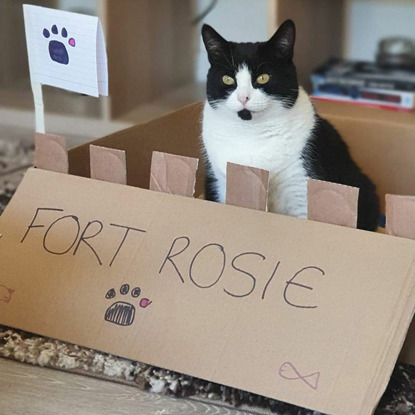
[202,149,219,202]
[357,180,380,231]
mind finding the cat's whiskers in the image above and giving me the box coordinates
[257,61,271,71]
[220,52,235,73]
[214,61,234,72]
[229,48,236,71]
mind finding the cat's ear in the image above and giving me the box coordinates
[267,19,296,59]
[202,24,228,63]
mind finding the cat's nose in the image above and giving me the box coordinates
[238,96,250,105]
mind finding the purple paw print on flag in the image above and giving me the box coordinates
[43,24,75,65]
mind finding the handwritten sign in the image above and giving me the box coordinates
[23,5,108,97]
[1,168,415,415]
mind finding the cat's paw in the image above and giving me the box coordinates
[43,25,75,65]
[104,284,152,326]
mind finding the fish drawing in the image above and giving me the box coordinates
[0,284,14,304]
[279,362,320,390]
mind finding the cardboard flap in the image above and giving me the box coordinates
[2,168,415,415]
[226,162,269,211]
[385,194,415,239]
[35,133,68,173]
[90,145,127,185]
[308,179,359,228]
[149,151,199,197]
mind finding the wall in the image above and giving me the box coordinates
[57,0,97,14]
[346,0,415,61]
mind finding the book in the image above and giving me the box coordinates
[311,84,414,111]
[311,58,415,93]
[311,95,413,113]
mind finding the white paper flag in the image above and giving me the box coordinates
[23,4,108,97]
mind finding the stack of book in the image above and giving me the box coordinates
[311,58,415,112]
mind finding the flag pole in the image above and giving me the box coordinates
[31,80,45,133]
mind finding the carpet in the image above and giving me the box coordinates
[0,135,414,415]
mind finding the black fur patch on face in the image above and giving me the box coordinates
[202,20,299,112]
[238,109,252,120]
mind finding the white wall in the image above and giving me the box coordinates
[195,0,270,82]
[58,0,97,15]
[346,0,415,61]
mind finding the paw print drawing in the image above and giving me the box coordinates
[104,284,152,326]
[43,24,75,65]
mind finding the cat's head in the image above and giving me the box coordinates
[202,20,298,121]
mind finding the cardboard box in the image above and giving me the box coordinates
[2,100,415,415]
[68,98,415,365]
[68,100,415,211]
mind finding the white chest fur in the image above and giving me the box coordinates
[202,88,316,218]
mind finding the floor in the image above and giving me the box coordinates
[0,358,252,415]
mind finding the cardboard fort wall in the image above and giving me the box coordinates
[68,100,415,214]
[4,166,415,415]
[2,100,415,415]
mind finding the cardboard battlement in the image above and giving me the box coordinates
[2,101,415,415]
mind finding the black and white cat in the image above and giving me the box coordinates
[201,20,379,231]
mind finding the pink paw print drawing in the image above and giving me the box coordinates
[104,284,152,326]
[43,24,75,65]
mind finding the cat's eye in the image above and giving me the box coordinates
[222,75,235,86]
[256,74,270,85]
